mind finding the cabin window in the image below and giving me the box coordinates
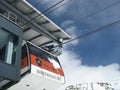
[27,42,61,67]
[0,15,22,81]
[0,28,18,65]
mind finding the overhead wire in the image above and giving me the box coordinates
[56,19,120,47]
[44,0,74,14]
[22,0,120,28]
[65,0,120,27]
[23,0,66,26]
[23,0,120,27]
[57,0,120,46]
[78,0,120,21]
[22,0,120,46]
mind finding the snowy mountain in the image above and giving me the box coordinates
[65,82,120,90]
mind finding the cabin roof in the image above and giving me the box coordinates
[5,0,71,47]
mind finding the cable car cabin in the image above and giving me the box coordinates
[8,41,65,90]
[0,0,71,89]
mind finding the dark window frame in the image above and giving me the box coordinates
[0,15,22,81]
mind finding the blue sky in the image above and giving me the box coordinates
[27,0,120,89]
[27,0,120,66]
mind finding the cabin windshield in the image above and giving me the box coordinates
[27,43,61,68]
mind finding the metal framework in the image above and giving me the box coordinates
[0,0,71,47]
[0,0,71,89]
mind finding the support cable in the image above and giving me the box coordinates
[23,0,66,26]
[55,19,120,47]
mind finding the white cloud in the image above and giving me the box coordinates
[61,20,80,45]
[57,47,120,90]
[61,20,74,29]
